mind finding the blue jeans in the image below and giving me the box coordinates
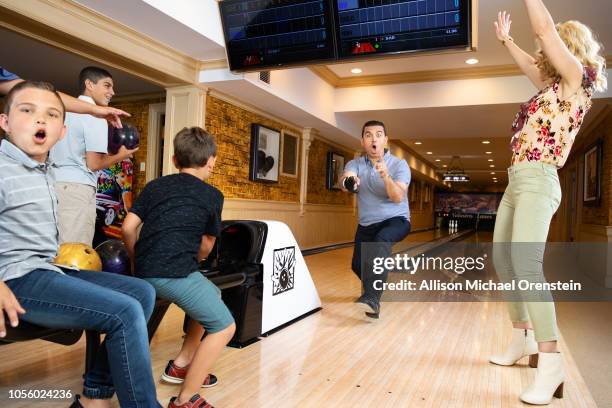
[6,268,162,408]
[351,216,411,301]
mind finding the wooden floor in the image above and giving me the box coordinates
[0,237,600,407]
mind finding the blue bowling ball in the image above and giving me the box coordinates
[95,239,131,275]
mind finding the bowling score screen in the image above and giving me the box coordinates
[334,0,471,59]
[220,0,336,71]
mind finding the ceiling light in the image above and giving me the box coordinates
[426,151,433,155]
[443,165,448,168]
[351,68,362,74]
[488,159,494,162]
[490,172,495,175]
[414,142,422,145]
[486,151,492,154]
[435,159,441,162]
[443,156,470,183]
[489,165,495,168]
[482,140,491,144]
[466,58,479,65]
[494,180,498,183]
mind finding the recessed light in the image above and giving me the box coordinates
[490,172,495,175]
[443,165,448,168]
[426,151,433,155]
[351,68,362,74]
[489,165,495,168]
[435,159,441,162]
[488,159,494,162]
[485,151,492,154]
[466,58,479,65]
[414,142,422,145]
[482,140,491,144]
[494,180,498,183]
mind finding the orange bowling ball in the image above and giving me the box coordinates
[54,243,103,271]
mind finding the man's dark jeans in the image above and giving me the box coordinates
[351,216,411,302]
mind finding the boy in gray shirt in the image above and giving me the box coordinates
[0,81,160,408]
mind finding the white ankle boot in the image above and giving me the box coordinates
[489,328,538,367]
[520,352,565,405]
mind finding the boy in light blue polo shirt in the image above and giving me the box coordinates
[51,66,137,245]
[342,120,412,318]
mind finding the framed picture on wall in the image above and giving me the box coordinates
[583,140,603,205]
[326,151,345,190]
[280,130,299,178]
[250,124,281,183]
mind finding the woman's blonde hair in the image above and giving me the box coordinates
[535,20,607,92]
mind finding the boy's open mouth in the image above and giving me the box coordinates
[33,129,47,144]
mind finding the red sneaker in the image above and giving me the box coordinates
[168,394,214,408]
[161,360,218,388]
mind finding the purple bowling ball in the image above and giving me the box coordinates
[107,124,140,154]
[95,239,131,275]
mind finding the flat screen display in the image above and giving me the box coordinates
[334,0,471,59]
[219,0,336,71]
[218,0,472,72]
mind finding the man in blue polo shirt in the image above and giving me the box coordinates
[341,120,411,318]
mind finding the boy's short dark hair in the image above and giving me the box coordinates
[3,80,65,120]
[361,120,386,137]
[79,66,113,94]
[173,127,217,169]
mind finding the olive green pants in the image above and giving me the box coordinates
[492,162,562,342]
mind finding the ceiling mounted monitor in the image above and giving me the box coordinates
[219,0,337,72]
[333,0,473,60]
[218,0,474,72]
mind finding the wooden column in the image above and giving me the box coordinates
[162,85,207,175]
[299,127,314,216]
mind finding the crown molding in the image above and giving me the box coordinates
[0,0,198,87]
[207,89,303,134]
[310,65,341,87]
[311,55,612,88]
[199,59,229,71]
[312,64,522,88]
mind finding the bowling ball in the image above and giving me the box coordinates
[108,124,140,154]
[54,243,103,271]
[343,176,358,193]
[95,239,131,275]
